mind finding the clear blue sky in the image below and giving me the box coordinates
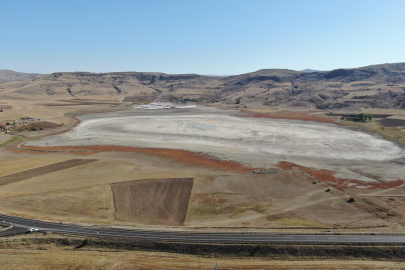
[1,0,404,74]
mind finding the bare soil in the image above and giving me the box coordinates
[0,159,98,187]
[378,118,405,127]
[111,178,194,226]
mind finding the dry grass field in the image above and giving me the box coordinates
[0,159,97,186]
[0,185,115,222]
[111,178,194,225]
[1,234,405,270]
[186,172,387,229]
[3,249,404,270]
[2,251,404,270]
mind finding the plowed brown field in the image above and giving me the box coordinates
[0,159,98,187]
[378,118,405,127]
[111,178,194,226]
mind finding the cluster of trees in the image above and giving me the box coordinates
[341,113,373,122]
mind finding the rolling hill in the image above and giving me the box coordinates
[0,69,42,84]
[1,62,404,111]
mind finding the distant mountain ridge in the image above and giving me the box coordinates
[1,62,404,111]
[0,69,42,84]
[301,69,320,73]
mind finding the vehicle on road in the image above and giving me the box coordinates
[26,228,38,233]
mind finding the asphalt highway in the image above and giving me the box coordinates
[1,214,405,244]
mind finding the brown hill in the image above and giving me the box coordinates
[1,62,404,111]
[0,69,42,84]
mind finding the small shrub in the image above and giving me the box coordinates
[75,238,89,249]
[348,197,355,203]
[326,188,331,192]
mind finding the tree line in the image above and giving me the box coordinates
[341,113,373,122]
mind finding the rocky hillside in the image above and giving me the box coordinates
[1,63,404,111]
[0,69,42,84]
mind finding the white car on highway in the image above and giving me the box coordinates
[26,228,38,233]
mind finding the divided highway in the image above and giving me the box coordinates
[1,214,405,244]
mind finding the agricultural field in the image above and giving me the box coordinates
[111,178,194,225]
[378,118,405,127]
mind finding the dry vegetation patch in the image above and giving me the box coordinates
[0,159,98,187]
[22,121,60,130]
[0,185,115,222]
[111,178,194,226]
[186,173,383,228]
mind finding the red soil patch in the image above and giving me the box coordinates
[277,161,404,190]
[17,144,255,173]
[238,111,344,126]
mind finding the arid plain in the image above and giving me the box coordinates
[1,101,405,233]
[1,66,405,268]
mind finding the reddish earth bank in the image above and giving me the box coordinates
[16,145,256,173]
[277,161,404,190]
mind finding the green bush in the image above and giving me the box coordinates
[341,113,373,122]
